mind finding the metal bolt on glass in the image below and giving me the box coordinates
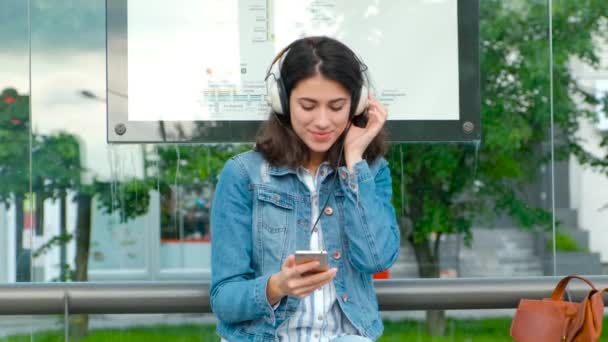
[114,123,127,135]
[463,121,474,134]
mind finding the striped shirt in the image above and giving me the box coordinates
[272,165,359,341]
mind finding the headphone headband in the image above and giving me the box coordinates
[265,38,369,118]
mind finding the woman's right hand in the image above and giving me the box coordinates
[267,254,337,305]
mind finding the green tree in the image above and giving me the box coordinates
[65,143,249,340]
[31,133,83,282]
[1,89,86,285]
[1,88,98,339]
[387,1,608,336]
[150,143,251,238]
[0,88,31,281]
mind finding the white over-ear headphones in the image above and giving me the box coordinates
[265,39,369,118]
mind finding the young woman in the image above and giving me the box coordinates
[210,36,400,341]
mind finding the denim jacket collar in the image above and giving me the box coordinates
[268,164,296,176]
[268,161,333,177]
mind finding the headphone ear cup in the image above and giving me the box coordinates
[266,77,284,115]
[354,84,368,116]
[276,77,289,116]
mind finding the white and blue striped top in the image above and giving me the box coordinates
[271,166,359,341]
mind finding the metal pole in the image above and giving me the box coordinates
[1,277,608,315]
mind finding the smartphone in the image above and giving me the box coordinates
[294,250,329,275]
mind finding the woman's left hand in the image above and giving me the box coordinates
[344,95,387,170]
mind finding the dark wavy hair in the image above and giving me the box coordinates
[255,36,387,169]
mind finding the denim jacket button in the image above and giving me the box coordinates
[333,250,342,260]
[342,293,348,302]
[324,206,333,216]
[340,171,347,180]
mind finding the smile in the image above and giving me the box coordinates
[310,131,332,141]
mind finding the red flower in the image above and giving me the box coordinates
[4,96,15,104]
[10,118,21,125]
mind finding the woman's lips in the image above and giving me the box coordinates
[310,131,332,141]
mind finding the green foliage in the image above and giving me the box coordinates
[32,133,83,198]
[387,144,477,245]
[0,88,85,204]
[151,144,251,232]
[33,233,73,258]
[0,88,31,204]
[387,1,608,259]
[93,179,151,223]
[153,144,252,186]
[88,144,252,225]
[546,231,586,252]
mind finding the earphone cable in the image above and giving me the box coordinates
[311,123,350,340]
[311,121,351,252]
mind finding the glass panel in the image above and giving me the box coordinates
[155,144,249,273]
[383,0,553,336]
[388,0,554,287]
[551,1,608,276]
[1,0,30,284]
[27,0,244,283]
[0,315,65,342]
[26,0,556,282]
[16,0,568,342]
[66,314,217,341]
[29,0,107,284]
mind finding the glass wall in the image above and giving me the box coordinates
[0,315,65,342]
[2,0,608,340]
[551,1,608,279]
[0,0,29,285]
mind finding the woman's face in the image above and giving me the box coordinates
[289,73,351,161]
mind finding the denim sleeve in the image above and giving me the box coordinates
[209,157,279,325]
[337,158,401,274]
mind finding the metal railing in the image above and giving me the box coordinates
[1,276,608,315]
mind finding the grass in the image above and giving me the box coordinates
[382,318,514,341]
[546,230,587,252]
[1,324,217,342]
[1,318,518,341]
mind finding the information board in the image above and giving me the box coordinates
[107,0,479,142]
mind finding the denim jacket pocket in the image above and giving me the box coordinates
[255,187,295,274]
[256,187,295,233]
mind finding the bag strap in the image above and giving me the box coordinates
[551,275,598,301]
[588,287,608,323]
[567,287,608,341]
[566,287,603,341]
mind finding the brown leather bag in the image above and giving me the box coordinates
[510,275,606,342]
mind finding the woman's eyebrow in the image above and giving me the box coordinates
[297,97,348,103]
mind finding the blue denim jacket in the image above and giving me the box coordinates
[210,150,400,341]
